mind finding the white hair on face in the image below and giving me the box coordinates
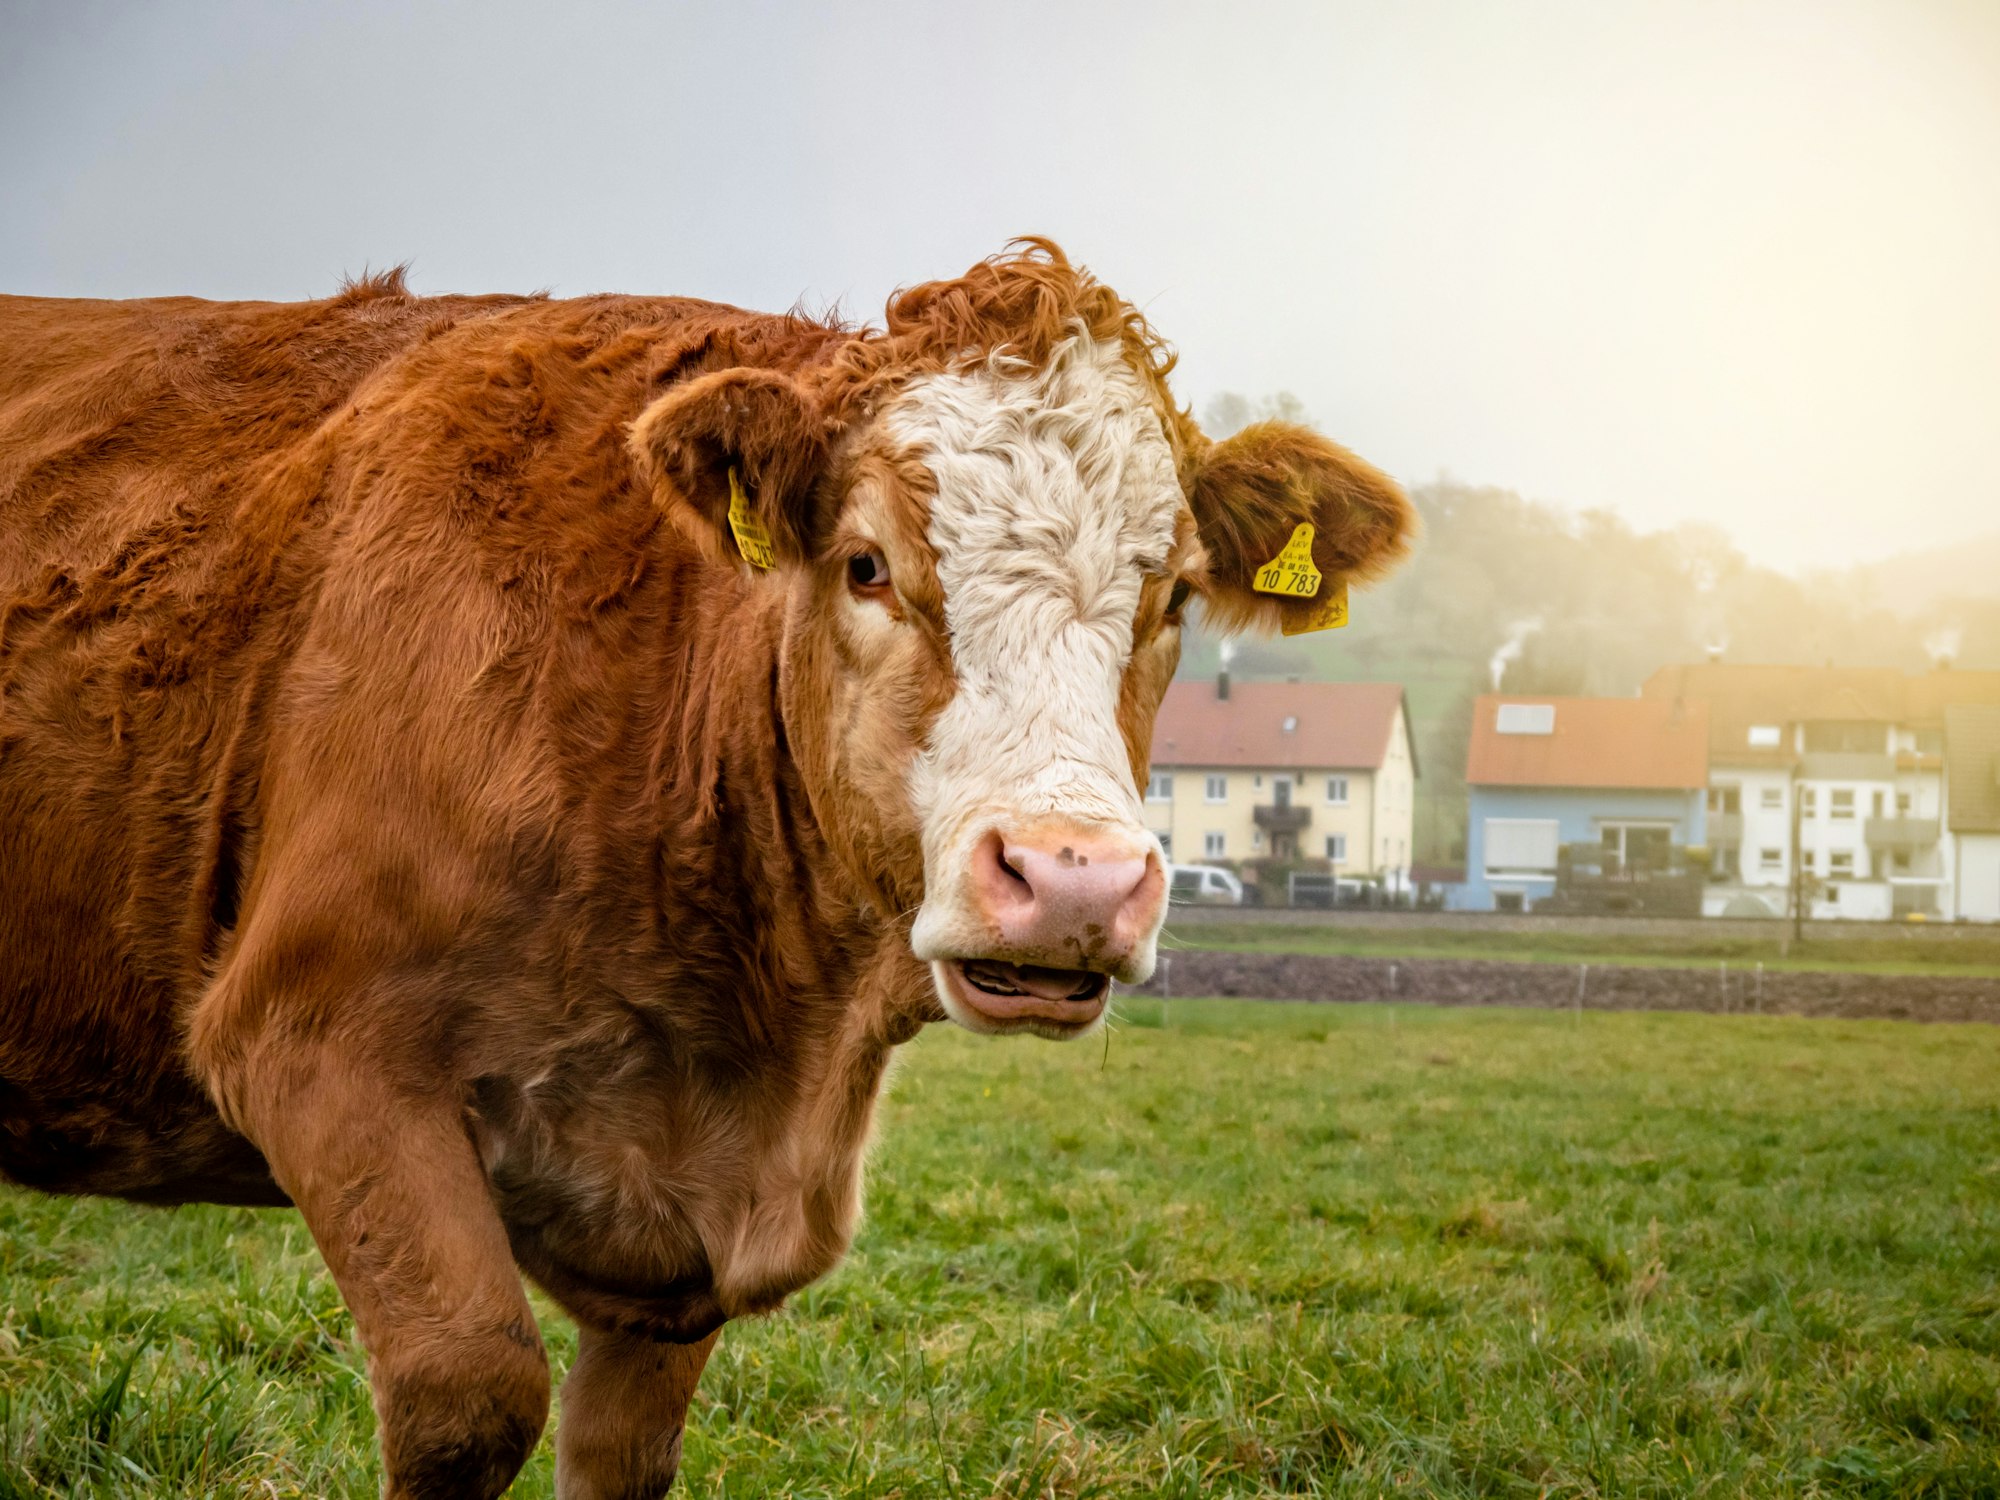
[893,333,1180,965]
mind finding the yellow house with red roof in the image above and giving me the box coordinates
[1142,674,1417,888]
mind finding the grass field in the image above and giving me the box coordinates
[5,1001,2000,1497]
[1162,920,2000,980]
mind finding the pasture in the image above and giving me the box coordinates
[4,1000,1999,1497]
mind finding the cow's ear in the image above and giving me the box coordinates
[1185,421,1415,634]
[628,368,833,568]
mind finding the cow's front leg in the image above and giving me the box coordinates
[555,1323,720,1499]
[223,1050,551,1499]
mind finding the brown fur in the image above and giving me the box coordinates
[0,242,1412,1498]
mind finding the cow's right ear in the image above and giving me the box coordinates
[628,368,833,568]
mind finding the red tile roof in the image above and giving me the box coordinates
[1149,679,1408,772]
[1466,694,1709,790]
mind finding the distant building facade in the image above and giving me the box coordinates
[1642,665,2000,921]
[1453,694,1709,913]
[1945,704,2000,923]
[1144,676,1416,888]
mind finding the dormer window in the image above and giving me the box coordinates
[1496,703,1555,735]
[1747,725,1781,748]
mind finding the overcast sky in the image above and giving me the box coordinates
[4,0,1996,572]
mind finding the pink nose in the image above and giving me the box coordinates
[971,828,1165,967]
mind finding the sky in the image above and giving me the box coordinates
[3,0,1996,572]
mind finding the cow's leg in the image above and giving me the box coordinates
[555,1324,720,1499]
[224,1052,550,1499]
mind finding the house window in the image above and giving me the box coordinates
[1708,786,1741,814]
[1760,787,1783,810]
[1872,789,1885,818]
[1203,831,1226,858]
[1748,725,1782,748]
[1325,833,1347,863]
[1800,788,1817,817]
[1759,848,1784,872]
[1897,791,1912,815]
[1914,727,1944,755]
[1829,850,1855,877]
[1146,771,1173,801]
[1496,703,1555,735]
[1494,891,1525,913]
[1204,775,1227,803]
[1158,832,1172,859]
[1484,818,1559,877]
[1282,715,1298,733]
[1830,789,1855,821]
[1325,776,1349,805]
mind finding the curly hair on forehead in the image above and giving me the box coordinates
[818,239,1191,440]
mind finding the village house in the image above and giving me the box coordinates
[1143,674,1416,892]
[1451,694,1710,913]
[1641,664,2000,920]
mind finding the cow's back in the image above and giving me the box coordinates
[0,279,732,1201]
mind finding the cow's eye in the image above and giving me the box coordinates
[848,549,892,594]
[1166,579,1192,620]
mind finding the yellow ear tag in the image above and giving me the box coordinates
[726,467,777,571]
[1281,579,1349,635]
[1254,521,1323,598]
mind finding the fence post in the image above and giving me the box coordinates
[1575,963,1586,1021]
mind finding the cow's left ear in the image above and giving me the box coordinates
[628,368,834,568]
[1185,421,1416,634]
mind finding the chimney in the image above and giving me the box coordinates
[1217,667,1230,702]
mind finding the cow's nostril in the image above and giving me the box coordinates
[975,830,1036,909]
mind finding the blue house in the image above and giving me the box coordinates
[1452,695,1709,912]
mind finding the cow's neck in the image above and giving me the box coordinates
[647,567,895,1017]
[624,566,920,1315]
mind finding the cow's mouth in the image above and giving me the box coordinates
[940,958,1110,1031]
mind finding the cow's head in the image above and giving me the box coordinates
[631,241,1413,1038]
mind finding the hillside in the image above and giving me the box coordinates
[1844,530,2000,616]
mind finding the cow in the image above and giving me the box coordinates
[0,240,1413,1498]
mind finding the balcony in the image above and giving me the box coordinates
[1542,841,1703,917]
[1252,803,1312,835]
[1865,816,1939,850]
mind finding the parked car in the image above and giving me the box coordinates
[1168,864,1244,906]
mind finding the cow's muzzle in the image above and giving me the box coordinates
[921,824,1167,1036]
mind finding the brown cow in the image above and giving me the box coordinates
[0,241,1412,1497]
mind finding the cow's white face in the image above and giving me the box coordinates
[629,244,1413,1041]
[888,337,1180,1034]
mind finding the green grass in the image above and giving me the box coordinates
[1164,921,2000,979]
[5,1002,2000,1496]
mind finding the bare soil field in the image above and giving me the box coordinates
[1137,948,2000,1022]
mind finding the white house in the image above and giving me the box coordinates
[1643,664,2000,921]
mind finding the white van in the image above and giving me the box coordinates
[1167,864,1244,906]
